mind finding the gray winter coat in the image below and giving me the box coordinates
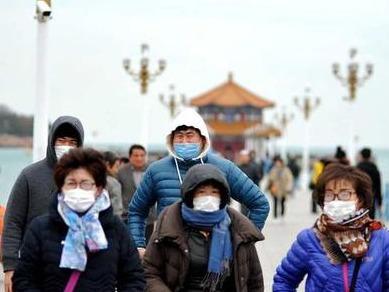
[1,116,84,271]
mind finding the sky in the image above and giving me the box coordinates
[0,0,388,149]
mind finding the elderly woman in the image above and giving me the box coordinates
[273,163,389,291]
[13,148,145,291]
[144,164,264,292]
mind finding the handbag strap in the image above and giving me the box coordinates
[64,270,81,292]
[350,258,362,292]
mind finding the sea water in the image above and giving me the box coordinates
[1,146,389,206]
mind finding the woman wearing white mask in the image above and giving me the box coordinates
[273,163,389,291]
[13,148,145,292]
[144,164,264,292]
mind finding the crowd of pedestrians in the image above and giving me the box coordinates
[1,108,388,291]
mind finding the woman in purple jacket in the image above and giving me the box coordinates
[273,163,389,291]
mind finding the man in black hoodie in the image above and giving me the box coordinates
[1,116,84,292]
[357,147,382,219]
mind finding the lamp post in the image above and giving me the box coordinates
[122,44,166,148]
[122,44,166,95]
[159,84,186,118]
[294,88,320,191]
[332,48,373,164]
[274,108,294,160]
[33,0,52,162]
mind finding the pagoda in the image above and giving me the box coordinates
[190,73,280,159]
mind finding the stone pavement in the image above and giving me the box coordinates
[256,189,317,291]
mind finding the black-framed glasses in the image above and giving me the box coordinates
[64,180,95,190]
[324,190,356,202]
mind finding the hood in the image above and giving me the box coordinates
[46,116,84,166]
[181,164,230,206]
[166,107,210,160]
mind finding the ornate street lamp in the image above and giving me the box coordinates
[274,108,294,160]
[294,88,321,191]
[332,48,373,102]
[159,84,186,118]
[123,44,166,94]
[332,48,373,164]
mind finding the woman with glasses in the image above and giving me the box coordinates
[273,163,389,291]
[13,148,145,291]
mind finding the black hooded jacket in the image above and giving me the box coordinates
[2,116,84,271]
[12,195,145,291]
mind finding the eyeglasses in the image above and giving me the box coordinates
[64,180,96,190]
[324,190,356,202]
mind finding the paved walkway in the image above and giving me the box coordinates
[256,189,317,291]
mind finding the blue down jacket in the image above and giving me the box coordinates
[128,153,270,247]
[273,228,389,291]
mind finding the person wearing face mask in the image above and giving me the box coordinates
[128,108,270,258]
[144,164,264,292]
[103,151,123,217]
[273,163,389,291]
[12,148,145,291]
[2,116,84,292]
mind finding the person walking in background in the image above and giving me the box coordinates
[129,108,269,258]
[273,163,389,291]
[117,144,155,243]
[286,154,301,193]
[238,149,262,216]
[268,156,293,220]
[309,158,325,214]
[2,116,84,292]
[357,147,382,219]
[102,151,123,217]
[144,164,264,292]
[334,146,350,165]
[12,148,145,291]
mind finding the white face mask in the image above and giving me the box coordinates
[193,196,221,212]
[323,200,357,223]
[55,145,75,160]
[63,188,96,213]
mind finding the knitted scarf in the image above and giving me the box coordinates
[58,190,111,271]
[181,203,232,292]
[314,209,383,264]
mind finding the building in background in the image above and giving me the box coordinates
[190,73,279,159]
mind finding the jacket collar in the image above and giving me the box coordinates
[155,202,264,247]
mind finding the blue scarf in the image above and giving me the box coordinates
[57,190,110,271]
[181,203,232,291]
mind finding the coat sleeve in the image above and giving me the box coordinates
[226,161,270,230]
[2,172,30,271]
[247,243,264,292]
[273,231,309,291]
[12,219,42,292]
[116,219,146,292]
[383,230,389,290]
[143,231,172,292]
[128,169,157,247]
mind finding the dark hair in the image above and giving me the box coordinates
[335,146,346,159]
[360,148,372,160]
[129,144,146,157]
[184,179,231,208]
[54,148,107,189]
[273,155,283,164]
[120,157,129,164]
[53,123,80,145]
[313,163,373,208]
[102,151,119,168]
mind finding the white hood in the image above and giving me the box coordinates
[166,107,211,160]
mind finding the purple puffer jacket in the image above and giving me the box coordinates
[273,227,389,291]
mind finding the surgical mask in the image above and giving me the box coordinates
[323,200,357,223]
[193,196,221,212]
[55,145,75,160]
[63,188,96,213]
[174,143,201,160]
